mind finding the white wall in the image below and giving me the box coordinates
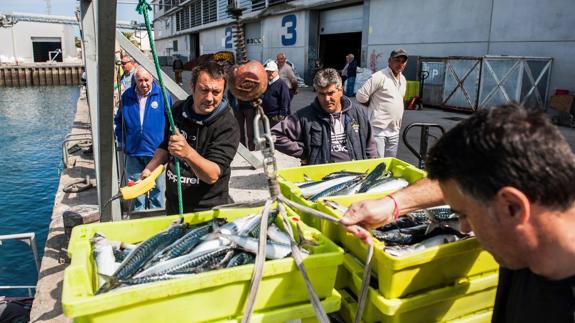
[365,0,575,92]
[0,21,77,63]
[261,10,308,75]
[200,26,229,54]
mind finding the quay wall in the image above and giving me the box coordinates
[0,64,84,87]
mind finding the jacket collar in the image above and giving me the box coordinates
[182,95,230,125]
[311,95,352,119]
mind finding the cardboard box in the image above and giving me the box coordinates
[550,95,575,113]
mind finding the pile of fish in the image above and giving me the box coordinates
[372,206,469,256]
[91,213,307,294]
[296,162,409,201]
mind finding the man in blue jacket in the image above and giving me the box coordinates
[114,68,172,210]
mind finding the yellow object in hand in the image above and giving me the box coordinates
[119,165,164,200]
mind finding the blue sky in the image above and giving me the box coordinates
[0,0,149,22]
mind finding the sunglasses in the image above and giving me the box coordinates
[121,61,132,65]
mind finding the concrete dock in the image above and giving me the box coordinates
[29,73,575,321]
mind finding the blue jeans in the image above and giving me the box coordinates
[125,155,165,210]
[345,76,356,97]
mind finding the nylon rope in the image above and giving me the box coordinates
[115,66,133,217]
[136,0,184,215]
[278,196,374,322]
[240,199,272,323]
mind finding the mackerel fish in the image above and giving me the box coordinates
[218,234,296,260]
[134,246,234,278]
[226,252,256,268]
[96,219,188,293]
[150,218,227,264]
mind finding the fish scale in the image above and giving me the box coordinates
[112,221,188,280]
[119,273,191,286]
[248,212,277,238]
[226,252,256,268]
[154,218,227,262]
[135,246,234,278]
[309,176,364,201]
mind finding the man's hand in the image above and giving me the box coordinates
[340,198,395,244]
[140,168,151,180]
[168,133,193,160]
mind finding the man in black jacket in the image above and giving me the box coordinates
[271,68,377,165]
[143,61,240,214]
[342,103,575,323]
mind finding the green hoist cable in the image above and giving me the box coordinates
[136,0,184,215]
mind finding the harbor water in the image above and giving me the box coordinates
[0,86,79,295]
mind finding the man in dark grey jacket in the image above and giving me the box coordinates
[271,68,377,165]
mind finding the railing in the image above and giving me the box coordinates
[0,233,41,273]
[0,286,36,298]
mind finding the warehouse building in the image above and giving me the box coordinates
[0,12,80,64]
[153,0,575,97]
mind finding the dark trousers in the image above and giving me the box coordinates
[234,108,256,150]
[174,69,183,84]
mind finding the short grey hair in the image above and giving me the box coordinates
[313,68,342,91]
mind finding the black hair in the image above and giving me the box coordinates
[191,61,225,90]
[426,103,575,210]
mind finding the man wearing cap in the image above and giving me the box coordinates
[356,48,408,157]
[262,60,291,127]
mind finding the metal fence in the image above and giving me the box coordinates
[419,56,552,112]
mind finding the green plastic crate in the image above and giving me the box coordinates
[317,196,499,299]
[337,254,497,323]
[277,157,426,230]
[62,206,344,323]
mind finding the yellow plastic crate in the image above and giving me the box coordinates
[404,80,421,102]
[317,196,499,298]
[277,157,426,230]
[449,309,493,323]
[62,206,344,323]
[216,289,341,323]
[337,254,497,323]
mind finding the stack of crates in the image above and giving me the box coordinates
[404,80,421,103]
[278,158,500,322]
[62,206,344,322]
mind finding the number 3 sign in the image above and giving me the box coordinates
[281,15,297,46]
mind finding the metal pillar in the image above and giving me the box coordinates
[79,0,121,221]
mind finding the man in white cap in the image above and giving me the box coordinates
[356,48,408,157]
[262,60,291,127]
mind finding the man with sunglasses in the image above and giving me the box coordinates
[356,48,408,157]
[120,55,138,91]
